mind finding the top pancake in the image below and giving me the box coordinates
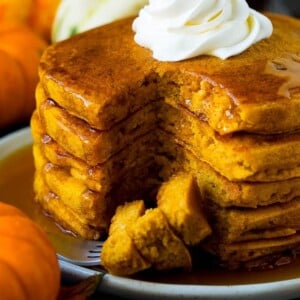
[39,13,300,134]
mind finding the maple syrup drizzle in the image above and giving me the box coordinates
[265,54,300,98]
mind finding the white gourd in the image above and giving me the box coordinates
[52,0,148,42]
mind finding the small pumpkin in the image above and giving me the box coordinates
[0,49,26,129]
[27,0,61,41]
[0,201,60,300]
[0,22,47,130]
[0,0,32,23]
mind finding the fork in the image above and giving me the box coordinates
[46,231,103,266]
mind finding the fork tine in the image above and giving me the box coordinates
[89,242,103,253]
[87,243,103,259]
[47,231,104,266]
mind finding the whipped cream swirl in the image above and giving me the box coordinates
[132,0,273,61]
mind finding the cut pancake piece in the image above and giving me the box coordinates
[108,200,146,236]
[101,231,151,275]
[157,172,211,246]
[38,98,159,165]
[128,208,192,271]
[101,200,150,275]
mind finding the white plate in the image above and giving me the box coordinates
[1,127,300,300]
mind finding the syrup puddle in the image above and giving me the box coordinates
[2,145,300,286]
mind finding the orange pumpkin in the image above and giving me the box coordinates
[0,0,61,42]
[0,49,26,129]
[0,22,47,130]
[0,0,32,23]
[27,0,61,41]
[0,201,60,300]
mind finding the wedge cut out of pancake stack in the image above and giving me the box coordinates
[31,13,300,269]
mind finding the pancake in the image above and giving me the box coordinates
[160,103,300,182]
[39,14,300,135]
[204,234,300,270]
[209,199,300,242]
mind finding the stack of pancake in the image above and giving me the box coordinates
[31,12,300,269]
[31,82,161,240]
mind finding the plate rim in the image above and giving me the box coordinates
[2,127,300,300]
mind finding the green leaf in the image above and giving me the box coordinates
[70,26,79,37]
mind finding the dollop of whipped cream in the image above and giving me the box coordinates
[132,0,273,61]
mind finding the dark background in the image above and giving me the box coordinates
[248,0,300,17]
